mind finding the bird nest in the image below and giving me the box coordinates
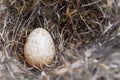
[0,0,120,80]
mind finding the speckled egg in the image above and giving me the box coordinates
[24,28,55,69]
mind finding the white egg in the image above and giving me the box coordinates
[24,28,55,69]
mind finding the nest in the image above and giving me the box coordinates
[0,0,120,80]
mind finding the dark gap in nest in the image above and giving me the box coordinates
[97,76,106,80]
[58,2,103,49]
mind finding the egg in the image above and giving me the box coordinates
[24,28,55,69]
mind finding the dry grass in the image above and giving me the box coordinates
[0,0,120,80]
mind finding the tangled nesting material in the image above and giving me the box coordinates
[0,0,120,80]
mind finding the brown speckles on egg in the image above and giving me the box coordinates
[24,28,55,69]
